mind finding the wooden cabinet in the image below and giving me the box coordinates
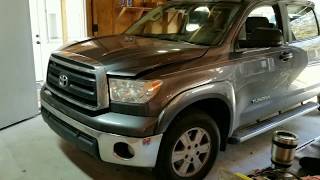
[86,0,166,36]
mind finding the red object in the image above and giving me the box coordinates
[143,138,151,145]
[302,176,320,180]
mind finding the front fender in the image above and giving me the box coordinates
[155,81,237,137]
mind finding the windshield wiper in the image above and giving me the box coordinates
[158,37,177,42]
[131,34,208,46]
[132,34,157,38]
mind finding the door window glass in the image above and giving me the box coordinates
[45,0,63,42]
[249,6,277,27]
[238,5,279,42]
[287,5,319,41]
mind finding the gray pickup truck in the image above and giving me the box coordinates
[41,0,320,179]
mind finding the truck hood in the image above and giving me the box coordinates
[55,35,208,77]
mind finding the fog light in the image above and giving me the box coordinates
[114,142,135,159]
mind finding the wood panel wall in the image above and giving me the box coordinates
[86,0,167,37]
[61,0,68,43]
[86,0,93,36]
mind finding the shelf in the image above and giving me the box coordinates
[121,6,153,11]
[116,6,153,22]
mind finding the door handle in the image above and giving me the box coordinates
[36,41,41,45]
[280,52,293,62]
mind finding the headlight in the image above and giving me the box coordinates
[109,79,163,104]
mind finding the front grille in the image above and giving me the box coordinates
[46,55,109,111]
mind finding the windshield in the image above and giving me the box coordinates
[125,3,240,46]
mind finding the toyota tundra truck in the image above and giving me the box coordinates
[41,0,320,179]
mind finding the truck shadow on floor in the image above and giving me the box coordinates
[56,111,319,180]
[58,140,155,180]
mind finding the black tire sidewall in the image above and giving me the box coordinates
[155,110,221,180]
[317,96,320,111]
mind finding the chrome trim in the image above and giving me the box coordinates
[46,85,98,111]
[230,102,319,143]
[53,51,103,67]
[51,56,97,73]
[49,56,109,111]
[41,100,162,167]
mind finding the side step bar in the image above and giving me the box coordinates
[229,102,319,144]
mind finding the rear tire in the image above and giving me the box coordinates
[155,108,220,180]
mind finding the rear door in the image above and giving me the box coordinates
[281,3,320,106]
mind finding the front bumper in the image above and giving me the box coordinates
[41,100,163,167]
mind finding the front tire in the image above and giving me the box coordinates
[155,109,220,180]
[318,96,320,111]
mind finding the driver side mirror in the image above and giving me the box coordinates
[239,28,284,48]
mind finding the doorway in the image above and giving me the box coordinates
[29,0,87,83]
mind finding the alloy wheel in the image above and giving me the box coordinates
[171,127,211,177]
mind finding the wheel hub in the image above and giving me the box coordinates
[171,127,211,177]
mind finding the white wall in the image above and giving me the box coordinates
[0,0,38,128]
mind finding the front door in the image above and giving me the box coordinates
[232,4,295,126]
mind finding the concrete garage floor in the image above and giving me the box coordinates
[0,110,319,180]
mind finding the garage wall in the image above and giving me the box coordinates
[86,0,167,36]
[0,0,38,128]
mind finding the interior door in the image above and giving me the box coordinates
[39,0,64,80]
[29,0,63,82]
[30,0,87,82]
[29,0,44,82]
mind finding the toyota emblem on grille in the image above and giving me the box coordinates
[59,74,69,88]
